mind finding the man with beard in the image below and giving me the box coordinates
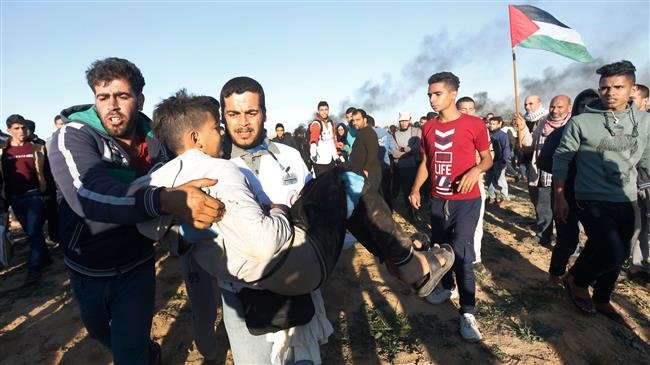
[554,60,650,328]
[48,57,223,365]
[517,95,572,245]
[515,95,547,185]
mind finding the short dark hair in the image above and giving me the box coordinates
[317,101,329,109]
[427,71,460,91]
[24,119,36,132]
[352,108,367,118]
[275,123,285,130]
[455,96,475,108]
[152,89,220,153]
[220,76,266,121]
[571,88,599,116]
[86,57,145,94]
[6,114,25,128]
[490,116,504,124]
[366,115,375,127]
[345,107,357,115]
[419,116,427,121]
[636,84,649,99]
[596,60,636,83]
[426,111,438,119]
[54,115,62,123]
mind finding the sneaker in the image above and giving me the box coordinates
[459,313,482,342]
[425,286,453,304]
[450,287,460,300]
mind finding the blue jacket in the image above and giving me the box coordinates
[374,127,396,169]
[49,104,169,276]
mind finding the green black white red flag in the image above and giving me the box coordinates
[508,4,593,63]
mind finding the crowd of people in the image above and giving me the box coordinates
[1,57,649,364]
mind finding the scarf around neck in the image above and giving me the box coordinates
[524,106,549,122]
[541,113,571,137]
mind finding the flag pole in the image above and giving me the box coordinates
[512,46,522,148]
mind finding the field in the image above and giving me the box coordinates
[1,179,649,364]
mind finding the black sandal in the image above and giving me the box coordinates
[562,277,596,315]
[411,244,455,297]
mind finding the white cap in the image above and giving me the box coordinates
[398,111,411,121]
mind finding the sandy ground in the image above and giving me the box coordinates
[1,178,649,364]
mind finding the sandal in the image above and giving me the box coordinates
[412,244,455,297]
[562,277,596,315]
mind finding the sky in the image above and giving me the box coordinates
[1,0,649,139]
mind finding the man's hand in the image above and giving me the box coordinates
[554,192,570,224]
[159,178,225,229]
[514,114,526,131]
[408,189,421,210]
[457,167,481,194]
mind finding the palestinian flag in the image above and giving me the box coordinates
[509,4,593,63]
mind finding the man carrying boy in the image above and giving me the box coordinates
[48,57,223,365]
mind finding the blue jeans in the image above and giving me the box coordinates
[528,186,554,244]
[221,288,314,364]
[10,190,50,270]
[486,163,509,199]
[68,260,158,365]
[430,196,481,314]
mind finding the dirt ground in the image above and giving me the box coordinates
[1,179,649,364]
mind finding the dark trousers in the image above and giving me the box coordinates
[569,201,636,303]
[380,166,393,210]
[528,186,554,244]
[549,190,580,276]
[10,190,50,271]
[430,196,481,314]
[397,166,418,218]
[69,259,158,365]
[312,161,336,178]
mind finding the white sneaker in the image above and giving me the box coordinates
[459,313,482,342]
[450,287,459,300]
[425,287,452,304]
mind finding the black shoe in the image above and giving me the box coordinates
[24,270,42,285]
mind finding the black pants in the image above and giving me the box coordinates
[569,200,635,303]
[397,166,418,218]
[312,161,336,178]
[549,190,580,276]
[380,167,393,210]
[431,196,481,314]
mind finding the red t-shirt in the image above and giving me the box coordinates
[4,143,40,196]
[421,114,489,200]
[131,134,152,177]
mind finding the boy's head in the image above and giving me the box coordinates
[488,116,503,132]
[456,96,476,116]
[427,72,460,113]
[153,89,222,157]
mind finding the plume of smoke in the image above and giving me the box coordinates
[519,58,604,105]
[472,91,515,119]
[338,26,502,118]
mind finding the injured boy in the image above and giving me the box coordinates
[136,90,454,297]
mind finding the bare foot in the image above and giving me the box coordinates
[594,302,635,330]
